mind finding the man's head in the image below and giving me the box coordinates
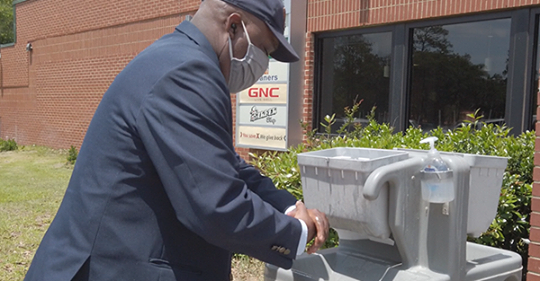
[220,0,299,63]
[192,0,299,88]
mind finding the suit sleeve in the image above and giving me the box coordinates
[135,59,302,269]
[235,154,298,213]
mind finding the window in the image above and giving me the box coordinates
[314,9,538,134]
[531,15,540,130]
[0,0,15,46]
[409,19,511,131]
[316,31,392,132]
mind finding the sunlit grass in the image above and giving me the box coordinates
[232,254,265,281]
[0,146,72,280]
[0,146,265,280]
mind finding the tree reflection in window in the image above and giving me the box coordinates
[409,19,510,131]
[318,32,391,133]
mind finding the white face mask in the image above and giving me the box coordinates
[227,21,269,93]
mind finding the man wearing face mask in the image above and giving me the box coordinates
[24,0,329,280]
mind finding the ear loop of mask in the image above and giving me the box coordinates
[228,21,251,60]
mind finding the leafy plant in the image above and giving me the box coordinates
[250,149,303,199]
[0,138,17,152]
[66,145,78,165]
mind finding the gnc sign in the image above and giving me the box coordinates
[248,87,280,98]
[239,84,288,104]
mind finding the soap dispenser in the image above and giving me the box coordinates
[419,137,454,203]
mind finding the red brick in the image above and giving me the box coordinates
[534,212,540,227]
[531,258,540,275]
[532,227,540,243]
[533,198,540,212]
[533,183,540,197]
[529,272,540,281]
[531,243,540,259]
[535,167,540,182]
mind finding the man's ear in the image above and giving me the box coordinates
[226,13,242,40]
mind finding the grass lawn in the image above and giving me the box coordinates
[0,147,72,280]
[0,146,264,280]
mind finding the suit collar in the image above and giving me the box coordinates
[175,20,220,66]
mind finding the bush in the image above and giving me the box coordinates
[67,145,78,165]
[0,138,17,152]
[250,109,533,265]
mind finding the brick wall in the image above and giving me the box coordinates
[4,0,538,149]
[302,32,315,140]
[0,0,200,148]
[307,0,540,32]
[530,90,540,280]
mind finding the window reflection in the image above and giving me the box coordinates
[409,19,511,131]
[318,32,392,132]
[532,16,540,131]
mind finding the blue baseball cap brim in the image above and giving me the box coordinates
[266,23,299,63]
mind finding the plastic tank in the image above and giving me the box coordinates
[397,149,508,237]
[297,147,409,240]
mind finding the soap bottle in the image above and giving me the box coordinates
[419,137,454,203]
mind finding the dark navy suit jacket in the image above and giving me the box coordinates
[24,21,301,281]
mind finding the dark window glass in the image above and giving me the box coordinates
[532,16,540,131]
[409,19,511,131]
[317,32,392,132]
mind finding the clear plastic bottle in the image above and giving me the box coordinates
[419,137,454,203]
[420,137,448,172]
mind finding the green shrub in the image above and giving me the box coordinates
[0,138,17,152]
[67,145,78,165]
[250,109,533,263]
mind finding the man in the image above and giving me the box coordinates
[24,0,329,280]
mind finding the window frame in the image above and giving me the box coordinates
[313,8,538,134]
[528,8,540,130]
[406,13,513,132]
[313,25,396,132]
[0,0,26,49]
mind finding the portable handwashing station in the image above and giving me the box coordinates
[264,138,522,281]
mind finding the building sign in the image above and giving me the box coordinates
[237,126,288,150]
[235,0,306,151]
[236,82,289,149]
[257,61,289,83]
[238,84,288,104]
[238,105,288,127]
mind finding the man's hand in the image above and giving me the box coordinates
[305,207,329,254]
[289,201,329,254]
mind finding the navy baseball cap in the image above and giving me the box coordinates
[221,0,300,62]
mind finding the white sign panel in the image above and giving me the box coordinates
[238,105,288,127]
[237,126,287,149]
[257,61,289,83]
